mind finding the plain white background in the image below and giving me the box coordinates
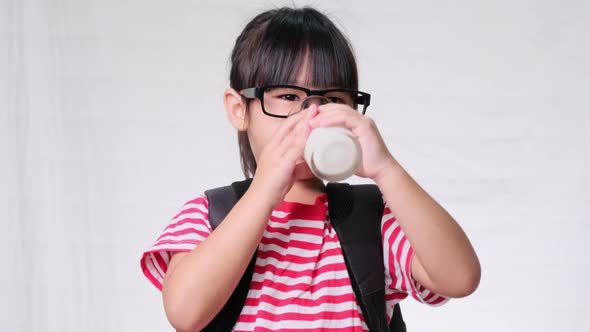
[2,0,589,331]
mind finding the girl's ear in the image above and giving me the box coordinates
[224,88,249,131]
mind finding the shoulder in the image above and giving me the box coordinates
[139,193,211,290]
[178,194,209,215]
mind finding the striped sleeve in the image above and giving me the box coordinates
[140,194,212,291]
[381,198,450,307]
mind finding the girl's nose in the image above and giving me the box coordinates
[299,95,330,111]
[287,95,331,117]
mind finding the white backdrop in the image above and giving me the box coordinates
[2,0,589,331]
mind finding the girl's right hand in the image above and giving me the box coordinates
[249,104,319,209]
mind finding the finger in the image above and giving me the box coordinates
[312,103,359,121]
[275,104,317,146]
[270,103,318,158]
[282,140,306,165]
[282,117,312,161]
[270,109,311,158]
[296,104,319,131]
[309,108,364,131]
[273,109,308,141]
[279,104,318,147]
[316,103,357,114]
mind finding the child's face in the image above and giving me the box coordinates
[247,60,318,180]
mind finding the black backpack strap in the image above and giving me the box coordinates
[391,302,407,332]
[326,182,406,332]
[201,178,254,332]
[205,178,253,229]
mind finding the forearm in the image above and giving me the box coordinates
[162,185,273,331]
[374,159,480,297]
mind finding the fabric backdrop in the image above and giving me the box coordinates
[2,0,588,331]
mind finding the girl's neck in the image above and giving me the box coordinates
[283,177,326,205]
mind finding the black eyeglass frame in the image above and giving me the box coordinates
[239,84,371,118]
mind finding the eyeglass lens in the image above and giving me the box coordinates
[264,87,356,117]
[287,96,330,117]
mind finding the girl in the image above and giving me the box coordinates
[141,6,481,331]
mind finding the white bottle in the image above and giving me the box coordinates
[304,126,362,182]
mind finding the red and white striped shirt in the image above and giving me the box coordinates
[141,191,448,331]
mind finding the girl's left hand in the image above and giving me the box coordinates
[308,103,399,180]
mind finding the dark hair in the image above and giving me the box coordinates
[229,6,359,178]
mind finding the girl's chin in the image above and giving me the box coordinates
[294,160,316,180]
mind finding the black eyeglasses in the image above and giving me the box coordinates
[239,85,371,118]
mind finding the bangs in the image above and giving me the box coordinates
[246,8,358,90]
[228,6,360,179]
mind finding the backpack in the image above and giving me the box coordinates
[201,178,407,332]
